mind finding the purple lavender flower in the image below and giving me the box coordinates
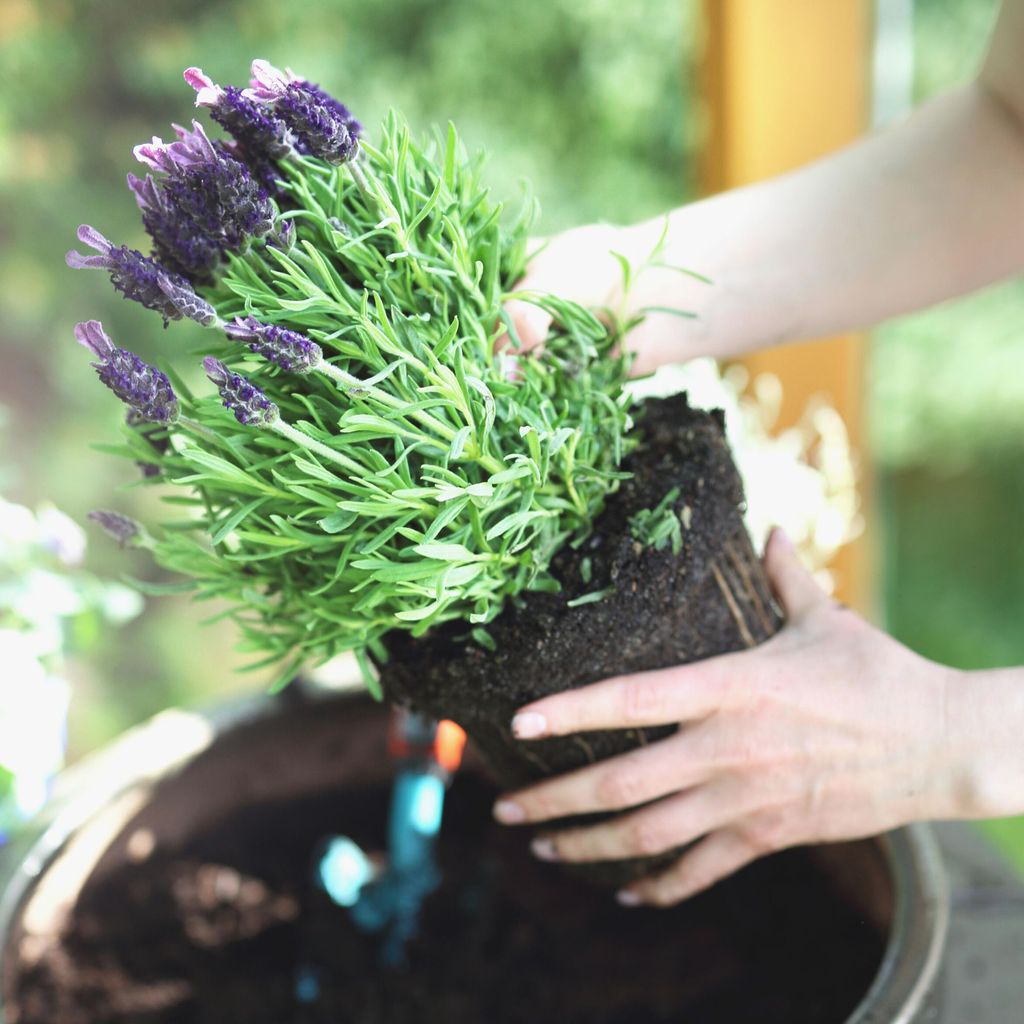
[268,217,295,252]
[126,171,224,283]
[184,67,292,192]
[133,119,222,174]
[66,225,197,325]
[247,60,360,164]
[156,272,219,326]
[131,120,275,281]
[203,357,279,427]
[224,316,323,374]
[87,510,142,547]
[75,320,180,424]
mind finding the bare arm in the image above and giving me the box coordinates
[509,0,1024,372]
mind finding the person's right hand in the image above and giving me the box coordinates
[492,530,1002,907]
[503,223,635,355]
[502,217,715,375]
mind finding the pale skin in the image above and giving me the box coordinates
[492,0,1024,906]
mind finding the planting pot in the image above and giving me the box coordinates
[0,687,949,1024]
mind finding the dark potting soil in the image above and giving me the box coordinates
[382,395,782,883]
[8,767,887,1024]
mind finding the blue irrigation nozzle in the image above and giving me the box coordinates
[314,709,466,966]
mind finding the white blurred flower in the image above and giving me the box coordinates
[627,360,861,582]
[0,635,70,819]
[98,581,145,624]
[14,568,86,625]
[0,483,143,831]
[0,498,39,561]
[36,504,87,567]
[0,629,48,687]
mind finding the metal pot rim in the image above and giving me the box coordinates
[846,823,949,1023]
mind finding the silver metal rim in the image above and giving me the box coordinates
[846,824,950,1023]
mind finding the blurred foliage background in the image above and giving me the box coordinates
[0,0,1022,857]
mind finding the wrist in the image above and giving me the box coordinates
[943,666,1024,820]
[613,209,729,369]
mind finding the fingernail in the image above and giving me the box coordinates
[493,800,525,825]
[511,711,547,739]
[771,526,794,551]
[616,889,641,907]
[531,837,559,862]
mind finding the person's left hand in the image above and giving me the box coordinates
[492,529,968,906]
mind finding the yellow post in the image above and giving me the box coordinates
[699,0,872,611]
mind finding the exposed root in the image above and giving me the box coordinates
[711,561,756,648]
[517,741,552,776]
[725,541,776,636]
[572,735,597,765]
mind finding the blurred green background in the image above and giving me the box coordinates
[1,0,1022,859]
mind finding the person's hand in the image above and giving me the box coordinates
[503,223,633,352]
[502,220,709,375]
[492,529,972,906]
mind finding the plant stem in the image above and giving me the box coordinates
[178,415,228,448]
[317,361,454,439]
[348,156,375,207]
[272,419,364,475]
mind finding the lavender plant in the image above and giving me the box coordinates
[69,60,637,691]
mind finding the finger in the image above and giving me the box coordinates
[493,729,711,825]
[531,781,736,863]
[763,527,825,620]
[500,297,553,354]
[618,828,759,907]
[510,655,750,740]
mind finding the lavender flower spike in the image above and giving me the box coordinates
[75,321,180,424]
[185,67,293,160]
[183,67,223,107]
[126,171,162,213]
[130,120,275,281]
[203,357,279,427]
[66,224,190,325]
[133,120,219,175]
[246,59,294,102]
[224,317,323,374]
[247,59,360,164]
[87,510,142,547]
[156,272,220,327]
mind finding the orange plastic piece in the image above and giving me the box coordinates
[434,720,467,773]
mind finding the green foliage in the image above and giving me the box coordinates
[94,111,636,687]
[629,485,684,555]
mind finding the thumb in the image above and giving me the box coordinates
[764,528,825,620]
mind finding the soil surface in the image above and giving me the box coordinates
[7,766,887,1024]
[382,395,782,882]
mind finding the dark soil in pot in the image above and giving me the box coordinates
[3,696,889,1024]
[382,394,783,885]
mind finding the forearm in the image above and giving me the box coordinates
[622,80,1024,364]
[949,664,1024,820]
